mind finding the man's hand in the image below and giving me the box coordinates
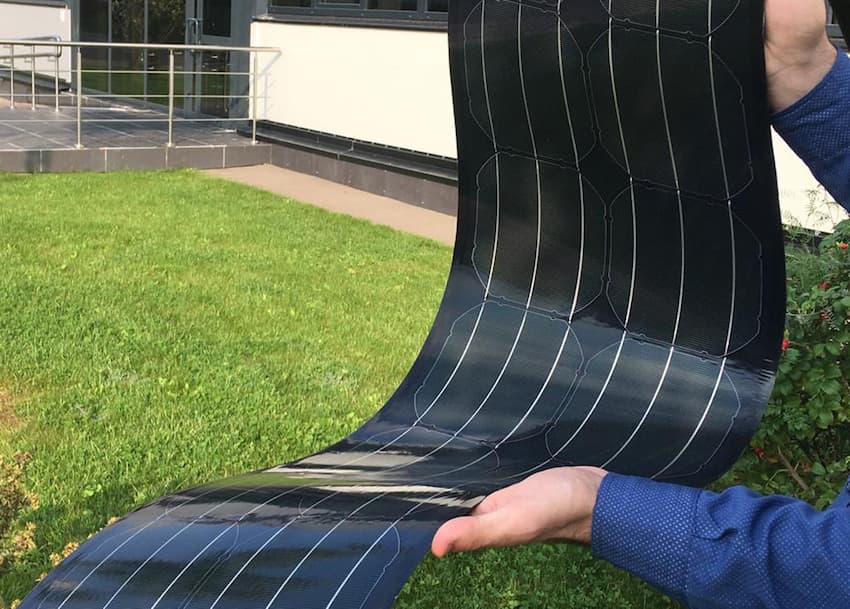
[765,0,837,112]
[431,467,608,557]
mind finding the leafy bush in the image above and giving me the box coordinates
[727,218,850,508]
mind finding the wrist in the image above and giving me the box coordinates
[591,474,701,600]
[768,39,837,112]
[559,467,607,545]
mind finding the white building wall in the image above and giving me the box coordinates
[0,2,72,80]
[252,21,847,231]
[771,131,848,232]
[251,21,456,158]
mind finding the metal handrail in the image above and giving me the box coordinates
[0,38,280,148]
[0,50,61,61]
[0,39,279,53]
[1,36,63,111]
[0,35,63,62]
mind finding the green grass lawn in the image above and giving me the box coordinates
[0,171,679,608]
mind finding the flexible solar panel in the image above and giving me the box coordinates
[19,0,784,607]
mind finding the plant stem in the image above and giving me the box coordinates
[777,447,810,491]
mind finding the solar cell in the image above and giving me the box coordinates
[18,0,784,607]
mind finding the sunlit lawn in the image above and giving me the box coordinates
[0,170,678,608]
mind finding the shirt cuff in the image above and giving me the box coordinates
[591,473,701,603]
[772,49,848,128]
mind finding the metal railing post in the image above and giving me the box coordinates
[252,51,259,145]
[167,49,174,147]
[75,47,82,149]
[30,45,36,110]
[54,45,60,112]
[9,45,14,110]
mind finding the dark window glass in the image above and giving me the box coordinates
[80,47,108,91]
[111,0,145,42]
[109,0,146,94]
[270,0,312,6]
[149,0,186,44]
[368,0,417,9]
[203,0,232,37]
[269,0,448,18]
[79,0,109,41]
[193,50,231,117]
[78,0,187,104]
[79,0,109,91]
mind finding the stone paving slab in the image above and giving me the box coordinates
[0,104,248,150]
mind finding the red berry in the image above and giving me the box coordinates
[752,447,765,458]
[820,311,830,321]
[838,242,849,250]
[819,281,831,289]
[781,338,789,351]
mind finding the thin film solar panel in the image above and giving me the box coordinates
[18,0,784,607]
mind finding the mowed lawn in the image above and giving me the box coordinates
[0,171,678,608]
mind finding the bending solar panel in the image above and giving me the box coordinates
[19,0,784,607]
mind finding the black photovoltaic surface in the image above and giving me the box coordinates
[20,1,784,608]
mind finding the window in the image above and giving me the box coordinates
[367,0,417,11]
[827,2,848,49]
[203,0,232,37]
[268,0,448,24]
[426,0,447,13]
[79,0,109,41]
[77,0,188,103]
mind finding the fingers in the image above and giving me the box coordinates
[431,516,475,558]
[430,484,525,557]
[431,468,607,557]
[431,507,526,557]
[469,484,514,515]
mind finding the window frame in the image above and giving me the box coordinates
[0,0,69,7]
[266,0,448,28]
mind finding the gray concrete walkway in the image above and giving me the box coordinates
[206,165,457,246]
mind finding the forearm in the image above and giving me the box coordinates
[591,474,850,609]
[772,51,850,210]
[766,34,836,113]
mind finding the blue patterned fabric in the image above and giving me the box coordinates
[593,474,850,608]
[773,51,850,211]
[591,50,850,609]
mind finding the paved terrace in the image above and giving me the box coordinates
[0,98,270,172]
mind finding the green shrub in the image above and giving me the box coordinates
[726,219,850,508]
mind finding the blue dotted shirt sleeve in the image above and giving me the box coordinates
[772,51,850,211]
[592,473,850,609]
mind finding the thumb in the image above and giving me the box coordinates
[431,509,517,557]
